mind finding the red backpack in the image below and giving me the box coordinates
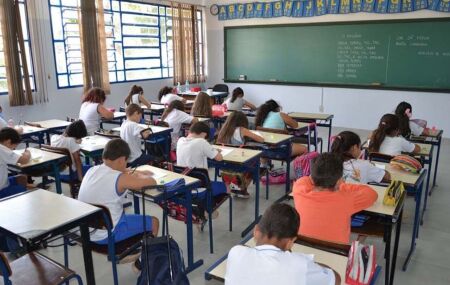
[293,151,319,179]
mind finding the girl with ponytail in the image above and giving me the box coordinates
[124,85,151,109]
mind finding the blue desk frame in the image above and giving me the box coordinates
[290,113,334,151]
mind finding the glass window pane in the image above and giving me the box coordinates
[0,79,8,93]
[122,25,158,36]
[125,59,160,69]
[69,73,83,86]
[122,14,158,26]
[124,48,159,58]
[121,2,158,15]
[126,69,161,80]
[58,75,68,88]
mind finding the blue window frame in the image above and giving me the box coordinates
[0,0,36,95]
[49,0,203,89]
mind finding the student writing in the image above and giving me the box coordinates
[124,85,151,109]
[161,100,197,150]
[79,87,114,135]
[190,92,212,118]
[158,86,185,105]
[217,111,264,145]
[224,87,256,111]
[395,101,431,137]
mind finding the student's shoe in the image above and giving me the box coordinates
[131,258,142,274]
[234,191,250,199]
[119,250,140,264]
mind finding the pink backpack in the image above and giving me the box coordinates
[260,168,287,185]
[293,151,319,179]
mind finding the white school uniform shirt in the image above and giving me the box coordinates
[379,136,416,156]
[0,144,21,190]
[225,245,335,285]
[78,164,124,241]
[79,102,101,135]
[176,137,218,169]
[343,159,385,184]
[163,109,193,148]
[161,93,183,105]
[50,134,81,169]
[409,121,424,136]
[120,120,145,162]
[225,97,244,111]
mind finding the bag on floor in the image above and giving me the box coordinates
[260,167,287,185]
[293,151,319,179]
[345,241,376,285]
[221,170,252,194]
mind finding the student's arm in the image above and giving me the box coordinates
[141,129,151,139]
[382,170,391,183]
[344,184,378,213]
[306,261,339,285]
[117,172,156,194]
[139,94,151,109]
[72,150,84,181]
[97,104,114,120]
[190,117,198,124]
[280,112,299,129]
[17,150,31,164]
[243,99,256,111]
[412,144,421,153]
[203,141,223,161]
[241,127,264,143]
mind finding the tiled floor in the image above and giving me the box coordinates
[36,127,450,285]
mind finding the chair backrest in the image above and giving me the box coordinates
[368,152,394,163]
[212,84,229,93]
[296,235,350,257]
[88,203,114,230]
[171,165,210,189]
[94,130,120,139]
[0,252,12,278]
[256,126,289,135]
[40,145,73,167]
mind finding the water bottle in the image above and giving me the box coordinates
[185,80,190,93]
[177,82,181,94]
[7,118,14,127]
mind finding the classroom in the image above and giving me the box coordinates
[0,0,449,284]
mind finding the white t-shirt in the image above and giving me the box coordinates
[163,109,193,138]
[225,245,335,285]
[176,137,218,169]
[50,134,81,169]
[343,159,385,184]
[0,144,20,190]
[78,164,124,241]
[79,102,100,135]
[120,120,145,162]
[225,97,244,111]
[379,136,416,156]
[409,121,424,136]
[161,93,183,105]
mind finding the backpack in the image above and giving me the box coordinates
[260,167,287,185]
[345,241,376,285]
[221,170,252,194]
[136,235,190,285]
[293,151,319,179]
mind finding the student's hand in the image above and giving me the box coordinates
[22,149,31,160]
[137,170,153,177]
[15,126,24,134]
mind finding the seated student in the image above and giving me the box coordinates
[225,203,338,285]
[124,85,151,109]
[161,100,198,150]
[0,128,30,199]
[395,101,431,137]
[293,153,377,244]
[78,139,159,246]
[0,105,23,134]
[331,131,390,184]
[190,92,212,118]
[224,87,256,111]
[255,99,307,156]
[79,87,114,135]
[120,104,152,168]
[158,86,185,105]
[51,120,89,182]
[369,113,420,156]
[217,111,264,145]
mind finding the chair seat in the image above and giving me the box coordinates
[9,252,76,285]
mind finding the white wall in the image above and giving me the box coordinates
[204,1,450,137]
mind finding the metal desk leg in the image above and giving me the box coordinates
[431,137,442,189]
[390,210,403,285]
[421,148,433,225]
[327,119,333,152]
[52,163,62,194]
[384,223,391,285]
[254,160,260,221]
[285,143,292,194]
[184,187,203,273]
[80,223,96,285]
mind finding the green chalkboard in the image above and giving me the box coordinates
[224,18,450,92]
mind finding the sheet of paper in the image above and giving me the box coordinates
[375,163,386,170]
[151,172,167,180]
[214,147,233,157]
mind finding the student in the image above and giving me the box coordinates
[331,131,390,184]
[161,100,198,149]
[177,121,222,168]
[158,86,185,105]
[124,85,151,109]
[293,153,377,244]
[217,111,264,145]
[369,113,420,156]
[51,120,89,182]
[225,203,338,285]
[395,101,430,137]
[120,104,152,167]
[78,139,159,246]
[190,92,212,118]
[0,128,30,199]
[224,87,256,111]
[255,99,307,156]
[0,105,23,134]
[79,87,114,135]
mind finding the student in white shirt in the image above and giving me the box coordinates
[369,113,420,156]
[79,87,114,135]
[158,86,185,105]
[124,85,151,109]
[161,100,198,150]
[78,139,159,247]
[224,87,256,111]
[120,104,152,167]
[0,105,23,134]
[0,128,30,199]
[190,92,212,118]
[217,111,264,146]
[331,131,390,184]
[395,101,431,137]
[225,203,338,285]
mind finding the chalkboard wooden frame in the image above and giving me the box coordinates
[223,17,450,93]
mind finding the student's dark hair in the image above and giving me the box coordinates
[310,153,343,189]
[126,103,143,117]
[330,131,361,162]
[258,203,300,240]
[161,100,185,121]
[124,85,143,106]
[255,99,281,127]
[217,111,249,144]
[189,121,210,139]
[102,138,130,160]
[395,101,412,137]
[230,87,244,103]
[0,127,21,144]
[369,113,399,153]
[65,120,88,140]
[158,86,174,101]
[191,92,212,117]
[82,87,106,104]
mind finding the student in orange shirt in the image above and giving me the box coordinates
[292,153,377,244]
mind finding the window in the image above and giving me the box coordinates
[0,0,35,95]
[49,0,194,88]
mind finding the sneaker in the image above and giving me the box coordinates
[234,191,250,199]
[119,250,140,264]
[131,258,142,274]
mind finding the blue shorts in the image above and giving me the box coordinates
[94,214,153,245]
[0,177,26,199]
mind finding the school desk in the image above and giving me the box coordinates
[204,236,348,284]
[80,135,111,163]
[132,165,203,273]
[19,125,46,146]
[9,147,67,194]
[0,189,102,285]
[120,104,166,121]
[289,112,334,150]
[180,91,228,104]
[30,119,71,143]
[209,146,262,237]
[100,112,126,128]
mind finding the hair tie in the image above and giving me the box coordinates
[381,122,386,125]
[336,135,342,140]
